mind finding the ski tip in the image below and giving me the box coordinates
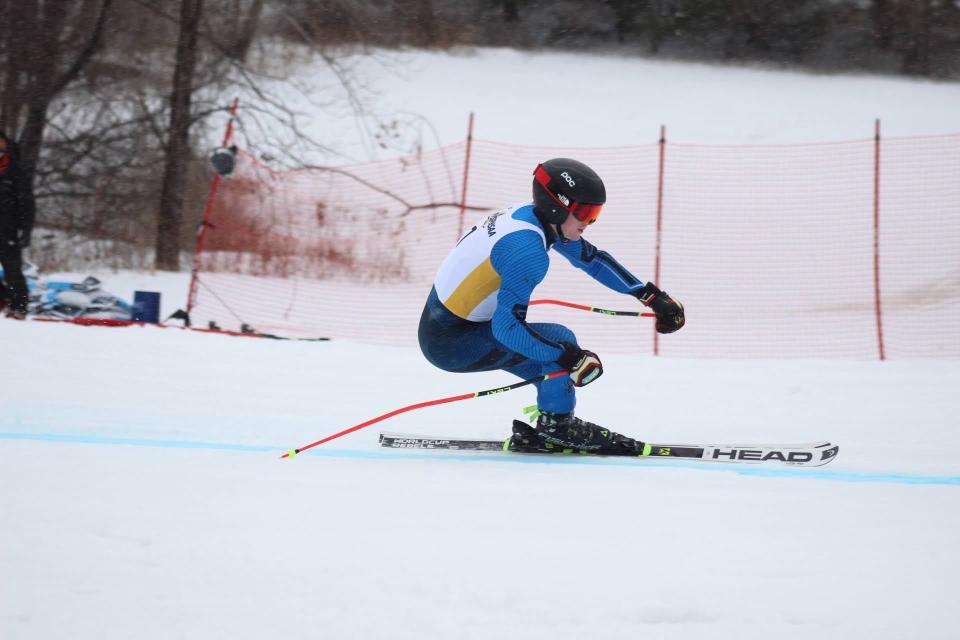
[280,449,298,459]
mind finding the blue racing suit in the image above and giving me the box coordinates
[418,203,646,414]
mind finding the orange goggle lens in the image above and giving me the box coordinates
[570,202,603,225]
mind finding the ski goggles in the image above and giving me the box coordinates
[533,164,604,225]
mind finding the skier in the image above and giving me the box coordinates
[0,130,35,319]
[418,158,685,455]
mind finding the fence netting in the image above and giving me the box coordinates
[190,133,960,359]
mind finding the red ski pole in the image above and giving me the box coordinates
[281,370,567,459]
[529,299,655,318]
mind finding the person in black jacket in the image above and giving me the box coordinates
[0,130,35,318]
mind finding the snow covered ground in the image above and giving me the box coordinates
[4,48,960,639]
[2,271,959,640]
[244,47,960,164]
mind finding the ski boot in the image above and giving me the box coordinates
[506,420,557,454]
[4,304,27,320]
[506,412,646,456]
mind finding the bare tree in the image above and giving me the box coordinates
[0,0,112,176]
[898,0,933,76]
[148,0,396,270]
[501,0,520,22]
[213,0,266,62]
[156,0,204,271]
[870,0,897,51]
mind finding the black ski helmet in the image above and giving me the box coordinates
[532,158,606,225]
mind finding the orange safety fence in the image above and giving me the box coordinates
[188,125,960,360]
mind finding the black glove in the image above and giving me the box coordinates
[17,228,31,249]
[557,342,603,387]
[635,282,685,334]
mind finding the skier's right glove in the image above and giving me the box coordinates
[635,282,685,334]
[557,343,603,387]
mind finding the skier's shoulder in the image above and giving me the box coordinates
[488,203,542,245]
[487,203,544,246]
[506,203,539,227]
[491,206,549,280]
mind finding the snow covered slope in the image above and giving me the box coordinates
[248,47,960,164]
[2,301,958,639]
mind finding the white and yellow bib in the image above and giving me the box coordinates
[434,205,546,321]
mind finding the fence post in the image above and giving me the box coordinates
[457,112,475,240]
[873,118,886,360]
[653,125,666,356]
[186,97,239,320]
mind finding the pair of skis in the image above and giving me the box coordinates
[379,432,840,467]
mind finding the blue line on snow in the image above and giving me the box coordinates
[2,431,958,486]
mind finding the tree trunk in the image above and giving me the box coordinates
[870,0,896,50]
[0,0,31,133]
[395,0,435,47]
[416,0,436,47]
[1,0,110,188]
[900,0,932,76]
[224,0,265,62]
[608,0,639,45]
[156,0,203,271]
[501,0,519,23]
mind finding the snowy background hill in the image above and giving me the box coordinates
[2,48,959,640]
[242,47,960,165]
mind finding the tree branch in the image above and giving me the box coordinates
[50,0,114,97]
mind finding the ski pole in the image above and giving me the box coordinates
[529,299,655,318]
[281,370,567,459]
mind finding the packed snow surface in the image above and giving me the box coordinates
[2,272,958,640]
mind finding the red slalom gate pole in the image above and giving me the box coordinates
[187,97,240,318]
[653,125,667,356]
[281,370,567,459]
[529,299,655,318]
[873,118,886,361]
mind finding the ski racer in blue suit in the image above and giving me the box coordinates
[418,158,685,454]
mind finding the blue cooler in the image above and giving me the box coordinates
[132,290,161,323]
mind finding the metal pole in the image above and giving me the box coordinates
[185,98,239,320]
[653,125,666,356]
[873,118,886,360]
[457,112,475,240]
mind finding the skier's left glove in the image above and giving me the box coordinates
[557,343,603,387]
[635,282,685,334]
